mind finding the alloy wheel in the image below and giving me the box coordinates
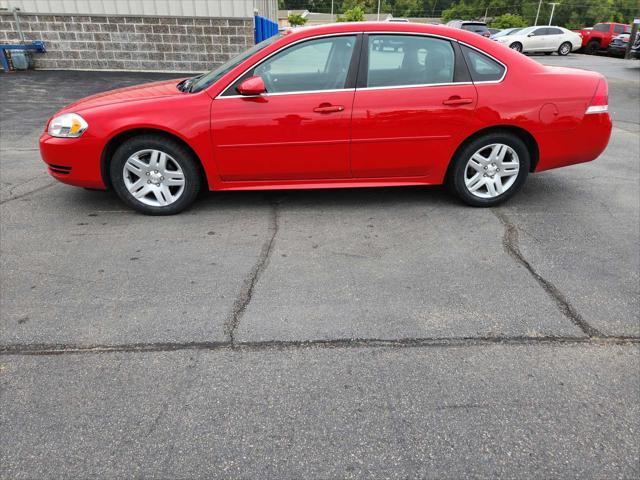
[464,143,520,199]
[122,149,186,207]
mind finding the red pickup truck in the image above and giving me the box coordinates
[575,22,631,54]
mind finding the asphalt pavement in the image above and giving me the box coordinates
[1,54,638,479]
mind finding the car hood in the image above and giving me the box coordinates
[62,79,186,112]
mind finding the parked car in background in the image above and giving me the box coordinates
[631,34,640,59]
[488,28,501,36]
[575,22,630,54]
[495,26,582,55]
[607,32,632,56]
[491,27,524,40]
[446,20,491,38]
[40,23,612,214]
[385,17,409,23]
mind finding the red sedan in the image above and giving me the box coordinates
[40,22,612,215]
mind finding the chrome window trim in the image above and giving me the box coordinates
[214,30,508,100]
[216,32,359,99]
[356,81,473,92]
[220,88,356,99]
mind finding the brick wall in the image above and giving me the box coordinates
[0,12,254,72]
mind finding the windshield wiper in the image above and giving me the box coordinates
[177,74,204,93]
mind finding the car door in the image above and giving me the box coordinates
[546,27,565,50]
[210,34,359,181]
[525,28,549,51]
[350,34,477,178]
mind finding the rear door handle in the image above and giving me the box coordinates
[442,97,474,106]
[313,104,344,113]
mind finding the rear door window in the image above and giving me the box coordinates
[366,35,455,88]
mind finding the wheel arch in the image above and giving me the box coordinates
[100,127,208,189]
[446,125,540,181]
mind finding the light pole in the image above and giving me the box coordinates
[331,0,334,22]
[534,0,542,26]
[377,0,381,21]
[548,2,559,25]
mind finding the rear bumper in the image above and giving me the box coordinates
[39,133,106,189]
[607,45,628,55]
[535,113,612,172]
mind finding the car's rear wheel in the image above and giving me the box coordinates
[448,132,530,207]
[509,42,523,53]
[558,42,572,56]
[585,40,599,54]
[110,135,202,215]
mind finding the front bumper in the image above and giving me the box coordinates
[39,133,107,189]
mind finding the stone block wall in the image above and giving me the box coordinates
[0,12,254,72]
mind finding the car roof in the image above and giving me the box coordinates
[286,22,488,43]
[279,21,546,72]
[204,20,547,96]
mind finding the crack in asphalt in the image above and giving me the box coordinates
[0,181,56,205]
[1,335,637,356]
[223,198,280,346]
[493,210,604,338]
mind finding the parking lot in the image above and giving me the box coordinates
[1,53,638,478]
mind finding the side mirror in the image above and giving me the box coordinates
[237,76,266,96]
[527,33,535,37]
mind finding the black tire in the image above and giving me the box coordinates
[109,134,202,215]
[447,131,530,207]
[509,42,523,53]
[558,42,572,56]
[585,40,599,55]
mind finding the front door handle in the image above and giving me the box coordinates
[442,96,474,106]
[313,104,345,113]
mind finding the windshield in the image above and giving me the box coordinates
[493,28,522,38]
[190,34,282,93]
[517,27,537,36]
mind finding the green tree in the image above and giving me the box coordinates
[287,12,308,26]
[490,13,528,28]
[393,0,424,16]
[442,1,481,22]
[337,5,366,21]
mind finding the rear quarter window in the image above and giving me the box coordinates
[461,45,505,82]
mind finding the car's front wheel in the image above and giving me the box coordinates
[509,42,523,53]
[110,135,202,215]
[448,132,530,207]
[558,42,572,56]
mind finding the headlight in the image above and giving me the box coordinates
[47,113,88,138]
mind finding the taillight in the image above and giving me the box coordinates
[586,79,608,114]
